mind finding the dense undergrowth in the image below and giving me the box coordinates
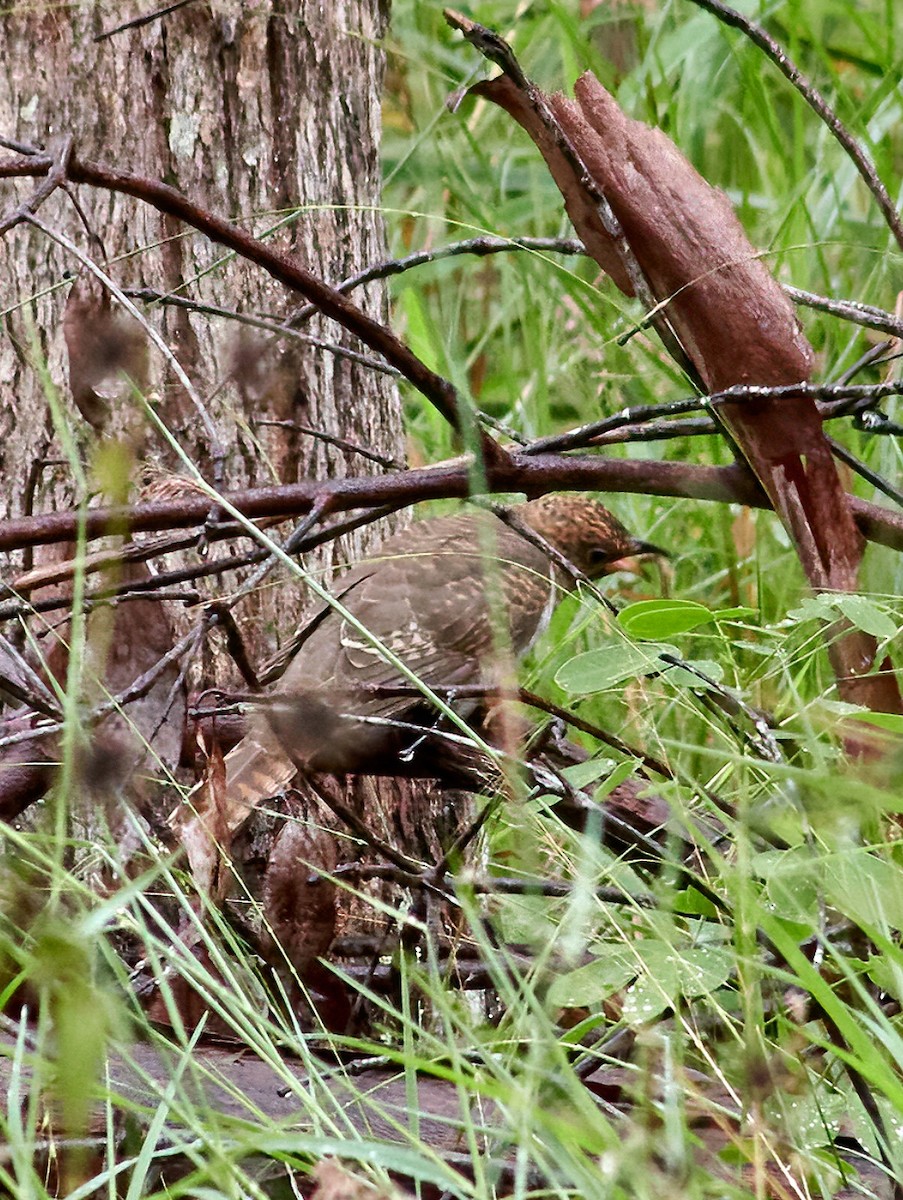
[2,1,903,1197]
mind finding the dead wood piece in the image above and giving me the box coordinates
[468,54,900,719]
[0,725,57,820]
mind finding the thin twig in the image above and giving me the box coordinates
[125,286,404,378]
[517,688,673,779]
[827,438,903,510]
[0,634,63,719]
[222,495,336,617]
[297,777,426,878]
[286,236,587,325]
[0,623,204,749]
[587,416,716,445]
[93,0,198,42]
[0,135,43,156]
[279,228,903,347]
[525,397,708,455]
[685,0,903,252]
[330,863,656,906]
[253,420,405,470]
[788,287,903,339]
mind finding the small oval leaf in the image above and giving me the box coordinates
[621,944,733,1025]
[787,596,835,623]
[833,595,897,640]
[547,952,636,1007]
[618,599,715,639]
[555,641,677,694]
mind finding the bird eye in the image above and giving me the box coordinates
[586,546,616,565]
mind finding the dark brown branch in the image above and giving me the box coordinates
[0,136,43,156]
[0,150,508,468]
[0,137,71,236]
[3,452,903,554]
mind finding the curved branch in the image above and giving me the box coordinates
[1,452,902,553]
[0,151,509,469]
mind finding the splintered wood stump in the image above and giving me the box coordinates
[471,58,901,721]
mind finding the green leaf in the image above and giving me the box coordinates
[494,894,560,944]
[617,599,715,638]
[864,955,903,1002]
[756,847,822,923]
[672,887,720,918]
[833,595,897,640]
[555,641,678,693]
[787,596,836,623]
[561,758,617,788]
[547,951,636,1007]
[621,975,670,1024]
[847,711,903,734]
[637,941,734,994]
[660,658,725,689]
[826,853,903,930]
[621,943,734,1024]
[787,593,897,640]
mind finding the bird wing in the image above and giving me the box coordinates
[280,513,557,724]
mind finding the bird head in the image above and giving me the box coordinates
[518,494,667,580]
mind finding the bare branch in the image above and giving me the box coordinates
[10,151,509,468]
[2,451,903,554]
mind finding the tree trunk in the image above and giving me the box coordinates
[0,0,402,621]
[0,0,453,1029]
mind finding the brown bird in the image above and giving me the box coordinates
[216,495,662,808]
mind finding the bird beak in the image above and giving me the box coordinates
[605,539,669,576]
[632,538,670,560]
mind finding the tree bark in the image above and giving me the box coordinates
[0,0,454,1027]
[0,0,402,634]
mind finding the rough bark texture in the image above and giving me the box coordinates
[0,0,403,650]
[0,1,459,1021]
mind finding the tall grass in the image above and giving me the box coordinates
[2,1,903,1196]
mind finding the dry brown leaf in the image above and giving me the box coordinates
[311,1159,399,1200]
[63,275,147,430]
[474,64,900,718]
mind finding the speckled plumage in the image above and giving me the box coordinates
[223,496,657,792]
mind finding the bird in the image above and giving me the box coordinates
[214,495,663,807]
